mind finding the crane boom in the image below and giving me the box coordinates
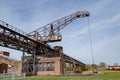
[28,11,90,42]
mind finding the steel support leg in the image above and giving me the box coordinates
[32,51,36,75]
[22,50,25,73]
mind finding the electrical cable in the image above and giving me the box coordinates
[87,17,95,65]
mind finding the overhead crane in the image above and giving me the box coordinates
[28,11,89,43]
[0,11,90,74]
[0,11,89,54]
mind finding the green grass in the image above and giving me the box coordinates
[1,71,120,80]
[21,78,120,80]
[95,71,120,76]
[21,71,120,80]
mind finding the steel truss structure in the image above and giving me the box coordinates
[28,11,89,42]
[0,20,57,74]
[0,11,90,75]
[0,20,56,55]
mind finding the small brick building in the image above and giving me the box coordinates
[0,51,22,74]
[107,66,120,71]
[0,51,85,76]
[0,51,9,73]
[23,53,85,76]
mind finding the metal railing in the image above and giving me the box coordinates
[0,73,25,80]
[0,20,27,36]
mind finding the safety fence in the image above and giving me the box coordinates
[0,73,25,80]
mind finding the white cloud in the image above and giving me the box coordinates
[0,0,120,65]
[88,0,113,15]
[65,12,120,40]
[67,34,120,65]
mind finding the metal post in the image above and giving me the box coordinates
[32,51,36,75]
[64,57,66,75]
[22,50,25,73]
[12,74,15,80]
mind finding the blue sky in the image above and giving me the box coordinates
[0,0,120,65]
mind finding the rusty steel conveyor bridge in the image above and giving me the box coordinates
[0,20,57,55]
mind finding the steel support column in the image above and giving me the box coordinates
[32,51,36,75]
[22,49,25,73]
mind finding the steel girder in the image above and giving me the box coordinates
[0,24,56,55]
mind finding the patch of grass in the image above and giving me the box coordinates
[95,71,120,76]
[21,71,120,80]
[2,71,120,80]
[21,78,120,80]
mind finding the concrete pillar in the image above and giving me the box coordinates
[55,59,61,75]
[60,53,65,75]
[17,62,22,74]
[73,60,76,72]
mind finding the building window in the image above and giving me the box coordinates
[37,62,55,71]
